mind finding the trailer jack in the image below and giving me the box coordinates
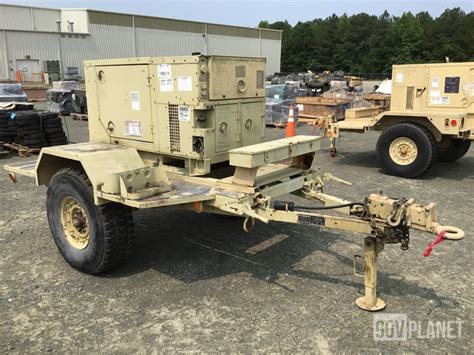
[356,236,386,311]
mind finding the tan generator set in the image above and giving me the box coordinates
[84,55,266,175]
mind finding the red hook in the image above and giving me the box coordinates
[424,230,446,257]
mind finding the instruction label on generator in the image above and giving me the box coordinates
[396,73,404,84]
[124,121,142,136]
[157,64,172,77]
[430,96,450,105]
[159,78,174,92]
[178,105,190,121]
[130,91,140,110]
[177,76,193,92]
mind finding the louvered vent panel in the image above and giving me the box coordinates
[168,104,180,152]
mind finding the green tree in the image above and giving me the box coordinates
[259,8,473,74]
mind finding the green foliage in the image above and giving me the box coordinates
[259,8,473,73]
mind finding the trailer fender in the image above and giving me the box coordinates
[35,142,164,204]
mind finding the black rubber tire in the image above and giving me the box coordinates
[437,138,471,162]
[43,122,62,129]
[19,126,42,132]
[48,135,68,141]
[46,168,135,275]
[42,118,62,124]
[18,119,41,125]
[23,132,45,139]
[46,134,67,141]
[48,134,67,140]
[17,118,40,127]
[25,144,46,149]
[376,123,437,178]
[39,113,59,120]
[24,141,47,145]
[44,127,64,134]
[24,137,47,143]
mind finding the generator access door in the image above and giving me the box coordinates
[207,56,266,101]
[427,65,473,109]
[94,65,154,142]
[241,101,264,147]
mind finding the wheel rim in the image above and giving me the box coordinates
[60,196,90,250]
[389,137,418,165]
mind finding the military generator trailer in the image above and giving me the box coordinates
[327,62,474,178]
[5,55,465,312]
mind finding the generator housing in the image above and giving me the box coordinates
[84,55,266,175]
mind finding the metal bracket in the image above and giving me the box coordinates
[298,214,325,226]
[220,202,269,224]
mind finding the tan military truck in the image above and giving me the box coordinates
[328,62,474,178]
[4,55,464,311]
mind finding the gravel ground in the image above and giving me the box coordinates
[0,111,472,353]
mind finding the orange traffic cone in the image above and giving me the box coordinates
[285,105,296,137]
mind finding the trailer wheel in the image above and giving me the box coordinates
[376,123,436,178]
[46,168,134,275]
[436,138,471,162]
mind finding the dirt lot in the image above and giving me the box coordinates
[0,114,472,353]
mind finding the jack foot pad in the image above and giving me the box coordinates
[355,296,386,311]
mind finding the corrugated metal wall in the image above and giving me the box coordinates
[0,4,60,32]
[0,6,281,80]
[135,28,204,57]
[260,38,281,74]
[88,24,135,59]
[32,8,61,32]
[1,31,8,79]
[207,34,259,57]
[3,31,59,80]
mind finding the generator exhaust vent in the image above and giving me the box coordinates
[168,104,181,152]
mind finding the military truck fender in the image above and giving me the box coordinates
[373,114,443,142]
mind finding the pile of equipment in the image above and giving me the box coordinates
[0,110,68,148]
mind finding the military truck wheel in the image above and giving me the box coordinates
[46,168,134,275]
[376,123,436,178]
[436,138,471,162]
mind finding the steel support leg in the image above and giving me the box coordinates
[355,236,386,311]
[329,137,337,157]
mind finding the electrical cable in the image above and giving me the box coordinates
[273,200,364,211]
[293,202,364,210]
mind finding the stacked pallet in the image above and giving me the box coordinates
[362,93,391,110]
[296,96,351,121]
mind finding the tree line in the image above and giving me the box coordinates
[259,8,473,74]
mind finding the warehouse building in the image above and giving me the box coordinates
[0,4,282,82]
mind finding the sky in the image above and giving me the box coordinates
[2,0,473,27]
